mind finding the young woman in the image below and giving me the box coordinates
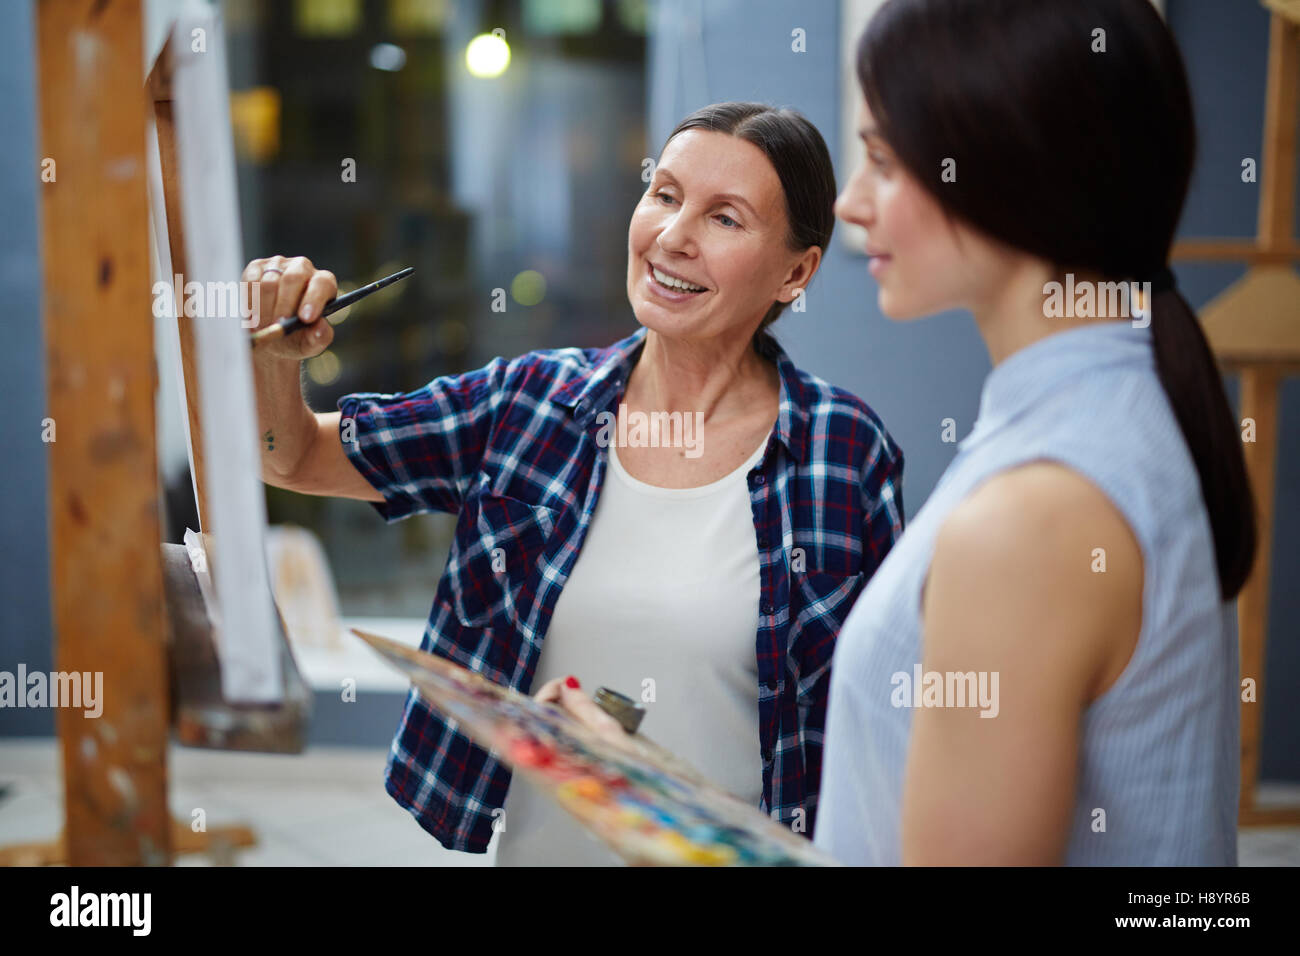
[249,103,904,864]
[812,0,1254,865]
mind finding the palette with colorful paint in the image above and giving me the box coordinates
[351,628,836,866]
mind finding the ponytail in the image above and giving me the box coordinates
[1149,288,1256,599]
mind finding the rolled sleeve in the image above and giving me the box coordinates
[335,357,508,521]
[336,395,428,522]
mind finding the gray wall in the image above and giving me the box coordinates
[3,0,1296,777]
[0,0,51,737]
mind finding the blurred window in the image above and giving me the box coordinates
[216,0,647,616]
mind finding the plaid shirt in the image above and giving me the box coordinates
[337,326,904,853]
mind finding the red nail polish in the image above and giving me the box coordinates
[565,675,580,689]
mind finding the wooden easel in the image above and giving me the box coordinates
[143,14,311,756]
[1,0,302,866]
[1172,3,1300,828]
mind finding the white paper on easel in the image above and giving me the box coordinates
[145,113,204,526]
[182,527,221,634]
[169,12,281,703]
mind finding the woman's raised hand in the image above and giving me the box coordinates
[243,254,337,361]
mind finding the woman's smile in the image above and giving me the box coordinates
[645,258,710,302]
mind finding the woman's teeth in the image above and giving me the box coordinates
[652,266,706,293]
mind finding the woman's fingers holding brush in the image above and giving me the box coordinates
[291,308,334,360]
[268,256,318,327]
[242,255,336,360]
[242,255,288,333]
[301,268,338,325]
[282,266,338,359]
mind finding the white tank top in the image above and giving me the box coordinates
[494,432,770,865]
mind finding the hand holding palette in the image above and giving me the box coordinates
[351,628,836,866]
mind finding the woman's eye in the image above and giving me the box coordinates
[716,214,738,228]
[868,151,891,171]
[654,191,676,204]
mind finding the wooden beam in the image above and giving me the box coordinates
[1237,367,1282,825]
[1198,266,1300,364]
[1259,13,1299,251]
[0,819,255,867]
[1171,238,1300,264]
[37,0,171,865]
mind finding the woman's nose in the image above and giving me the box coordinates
[656,210,697,255]
[834,178,873,229]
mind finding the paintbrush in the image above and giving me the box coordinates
[249,266,414,346]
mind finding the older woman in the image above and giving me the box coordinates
[249,102,904,865]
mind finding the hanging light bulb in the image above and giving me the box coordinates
[465,32,510,78]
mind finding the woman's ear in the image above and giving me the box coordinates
[780,245,822,302]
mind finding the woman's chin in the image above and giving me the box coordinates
[630,300,695,337]
[877,290,910,320]
[877,288,934,321]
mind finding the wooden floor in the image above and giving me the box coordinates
[1,739,1298,866]
[0,740,494,867]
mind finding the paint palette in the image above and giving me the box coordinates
[351,628,836,866]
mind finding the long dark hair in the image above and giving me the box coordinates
[660,102,837,359]
[857,0,1255,599]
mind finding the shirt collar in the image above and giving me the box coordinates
[549,326,813,464]
[958,320,1155,453]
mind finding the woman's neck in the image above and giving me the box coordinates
[627,328,778,423]
[972,262,1129,367]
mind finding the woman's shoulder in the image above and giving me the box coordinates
[930,460,1144,700]
[937,461,1145,620]
[482,330,645,400]
[779,357,903,474]
[942,461,1140,562]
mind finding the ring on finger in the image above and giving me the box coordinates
[259,267,284,280]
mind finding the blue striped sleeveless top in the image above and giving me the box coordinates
[814,320,1240,865]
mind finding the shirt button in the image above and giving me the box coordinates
[761,748,773,763]
[761,602,773,615]
[765,678,777,691]
[753,474,765,485]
